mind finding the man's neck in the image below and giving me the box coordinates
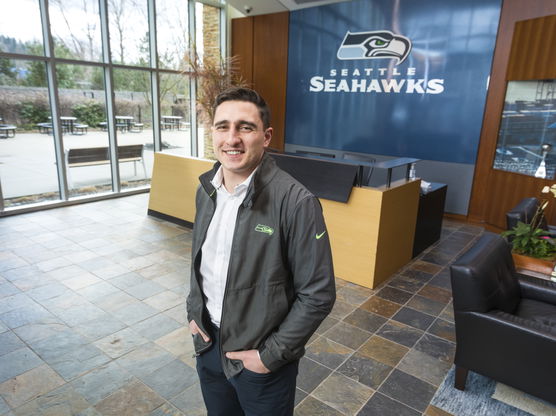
[220,154,264,193]
[222,167,256,193]
[222,173,245,193]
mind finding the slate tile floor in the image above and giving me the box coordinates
[0,193,484,415]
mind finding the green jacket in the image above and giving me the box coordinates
[186,153,336,378]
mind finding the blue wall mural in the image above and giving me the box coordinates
[285,0,502,164]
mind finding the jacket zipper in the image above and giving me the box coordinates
[218,203,244,378]
[192,184,217,358]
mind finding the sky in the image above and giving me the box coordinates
[0,0,195,67]
[0,0,43,43]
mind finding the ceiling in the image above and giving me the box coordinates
[226,0,351,16]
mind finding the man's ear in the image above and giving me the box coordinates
[263,127,273,147]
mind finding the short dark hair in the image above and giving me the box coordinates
[213,87,271,129]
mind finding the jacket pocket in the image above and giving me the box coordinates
[222,282,289,352]
[192,332,212,356]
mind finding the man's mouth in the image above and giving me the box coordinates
[224,150,243,155]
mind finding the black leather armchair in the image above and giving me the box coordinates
[450,232,556,405]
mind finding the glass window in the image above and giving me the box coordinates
[108,0,150,66]
[0,59,60,207]
[493,80,556,179]
[160,73,191,156]
[156,0,189,70]
[0,0,44,56]
[0,0,225,212]
[48,0,103,62]
[113,67,153,190]
[56,63,112,197]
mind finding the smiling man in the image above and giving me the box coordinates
[187,87,336,415]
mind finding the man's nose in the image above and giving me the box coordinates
[224,128,241,145]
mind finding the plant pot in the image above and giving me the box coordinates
[512,253,556,275]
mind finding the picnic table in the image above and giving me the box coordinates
[0,124,16,139]
[161,115,182,130]
[115,116,134,132]
[99,117,143,133]
[41,117,88,135]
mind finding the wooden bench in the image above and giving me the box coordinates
[0,124,16,138]
[65,144,147,186]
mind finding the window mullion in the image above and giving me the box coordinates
[99,0,121,193]
[189,0,198,157]
[40,0,68,200]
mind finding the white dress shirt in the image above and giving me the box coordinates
[199,167,256,327]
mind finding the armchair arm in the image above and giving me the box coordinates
[491,309,556,335]
[455,310,556,366]
[454,310,556,404]
[518,274,556,306]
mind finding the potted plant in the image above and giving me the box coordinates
[184,51,247,159]
[502,185,556,278]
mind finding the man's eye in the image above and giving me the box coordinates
[239,126,254,132]
[215,125,228,131]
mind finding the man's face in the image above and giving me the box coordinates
[212,100,272,182]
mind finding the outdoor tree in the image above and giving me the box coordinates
[49,0,100,61]
[0,57,17,86]
[23,41,81,88]
[108,0,135,64]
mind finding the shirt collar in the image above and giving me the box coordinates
[211,166,258,195]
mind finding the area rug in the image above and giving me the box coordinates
[493,383,556,416]
[431,367,556,416]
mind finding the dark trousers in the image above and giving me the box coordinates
[196,325,298,416]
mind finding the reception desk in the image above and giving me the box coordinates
[321,181,420,288]
[148,153,420,289]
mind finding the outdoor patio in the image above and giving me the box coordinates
[0,128,198,204]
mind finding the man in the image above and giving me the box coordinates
[187,87,335,415]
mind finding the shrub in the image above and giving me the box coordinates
[19,101,50,128]
[72,101,105,127]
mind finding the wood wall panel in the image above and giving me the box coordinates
[253,12,289,151]
[231,17,254,85]
[231,12,289,151]
[507,15,556,80]
[468,0,556,229]
[484,172,556,229]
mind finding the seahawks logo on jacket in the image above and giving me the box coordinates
[255,224,274,236]
[337,30,412,65]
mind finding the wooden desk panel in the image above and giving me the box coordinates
[321,180,420,288]
[321,187,380,288]
[148,153,213,223]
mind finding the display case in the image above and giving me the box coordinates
[493,80,556,178]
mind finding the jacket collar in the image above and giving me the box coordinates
[199,152,278,208]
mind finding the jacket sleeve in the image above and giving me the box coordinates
[258,195,336,371]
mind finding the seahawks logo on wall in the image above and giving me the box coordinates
[337,30,412,65]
